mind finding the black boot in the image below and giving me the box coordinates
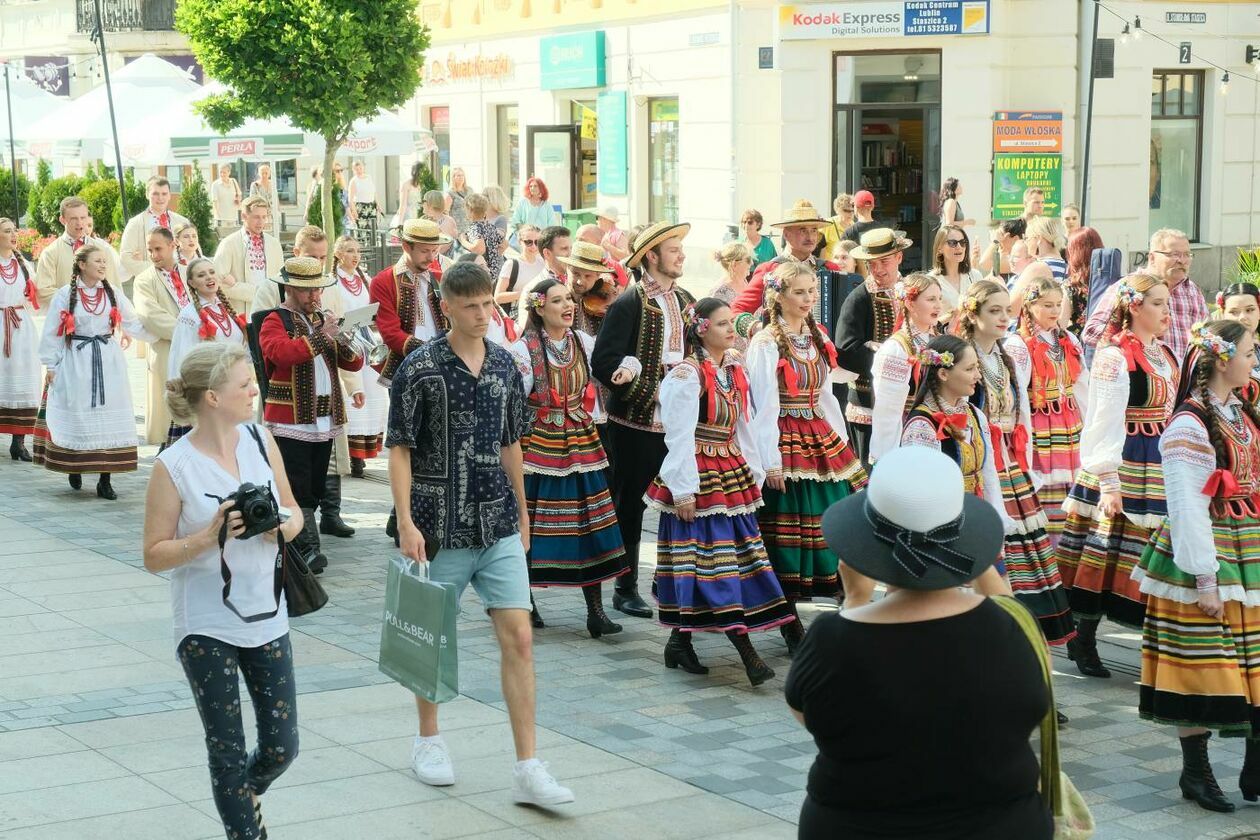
[298,508,327,575]
[350,456,366,478]
[529,593,545,629]
[728,630,774,687]
[96,473,116,500]
[1066,617,1111,678]
[386,509,400,547]
[663,629,708,675]
[1179,732,1235,812]
[68,472,82,490]
[584,583,622,638]
[319,474,355,537]
[1241,738,1260,802]
[612,547,653,618]
[9,435,31,462]
[780,612,805,659]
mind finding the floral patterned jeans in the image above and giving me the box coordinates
[178,634,299,840]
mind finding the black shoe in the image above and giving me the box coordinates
[1241,738,1260,802]
[96,476,116,500]
[9,436,31,462]
[68,473,82,490]
[663,631,708,675]
[350,457,366,478]
[1056,709,1069,726]
[1066,620,1111,678]
[1179,732,1235,813]
[780,619,804,658]
[386,510,400,547]
[529,595,545,629]
[320,514,355,538]
[743,658,775,687]
[586,612,622,639]
[308,553,328,575]
[612,588,653,618]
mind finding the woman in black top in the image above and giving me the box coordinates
[786,446,1053,840]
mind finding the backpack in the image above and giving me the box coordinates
[247,307,290,403]
[1087,247,1123,319]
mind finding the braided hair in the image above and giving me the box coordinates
[909,334,972,442]
[957,279,1021,421]
[1100,272,1166,347]
[764,261,829,366]
[891,272,941,334]
[1177,320,1260,471]
[522,277,590,402]
[683,297,730,360]
[66,243,118,345]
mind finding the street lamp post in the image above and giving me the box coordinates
[3,64,19,218]
[1080,0,1100,224]
[92,0,129,219]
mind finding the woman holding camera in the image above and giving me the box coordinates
[142,342,304,840]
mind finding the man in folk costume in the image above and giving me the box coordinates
[561,240,617,336]
[133,227,192,445]
[592,220,695,619]
[370,218,453,386]
[213,195,284,314]
[259,256,365,574]
[834,227,911,467]
[119,177,189,280]
[34,197,120,310]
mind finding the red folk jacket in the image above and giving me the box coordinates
[259,308,363,426]
[369,257,445,384]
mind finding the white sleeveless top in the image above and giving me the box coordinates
[156,423,289,649]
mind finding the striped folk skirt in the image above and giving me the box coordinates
[0,405,36,436]
[524,468,627,587]
[347,433,383,460]
[759,477,857,602]
[32,377,136,474]
[994,438,1075,645]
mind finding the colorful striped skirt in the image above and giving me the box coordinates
[1063,432,1167,529]
[524,468,627,587]
[995,443,1075,645]
[522,414,609,474]
[39,441,137,475]
[348,433,383,460]
[1038,482,1070,547]
[30,376,49,464]
[655,509,793,633]
[759,476,857,601]
[1056,509,1151,627]
[0,405,36,436]
[777,412,868,485]
[1134,512,1260,606]
[1030,395,1082,486]
[645,446,762,517]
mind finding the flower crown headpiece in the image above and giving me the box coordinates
[1190,322,1237,362]
[1216,290,1226,311]
[683,304,711,336]
[962,295,980,313]
[1116,281,1145,306]
[526,290,547,311]
[894,281,922,303]
[1023,284,1045,304]
[917,348,956,368]
[764,271,785,294]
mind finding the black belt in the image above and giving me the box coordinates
[70,333,111,408]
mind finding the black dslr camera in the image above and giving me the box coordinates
[224,482,282,540]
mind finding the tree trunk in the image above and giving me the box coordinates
[320,138,340,273]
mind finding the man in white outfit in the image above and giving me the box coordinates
[119,177,189,280]
[213,195,283,314]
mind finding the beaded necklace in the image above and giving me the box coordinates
[78,283,107,315]
[545,331,574,366]
[0,254,17,284]
[974,340,1012,417]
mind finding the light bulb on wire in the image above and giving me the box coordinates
[1119,23,1130,45]
[1133,16,1143,41]
[1220,72,1231,96]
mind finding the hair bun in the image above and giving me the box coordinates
[165,378,184,396]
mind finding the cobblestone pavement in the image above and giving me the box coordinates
[1,358,1258,838]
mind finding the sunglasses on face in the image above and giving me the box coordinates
[945,239,967,248]
[521,239,538,246]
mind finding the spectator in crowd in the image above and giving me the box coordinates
[510,177,560,238]
[938,177,976,230]
[210,166,242,226]
[1062,202,1082,234]
[495,223,545,315]
[249,163,279,236]
[538,225,571,283]
[977,218,1025,283]
[841,190,879,243]
[1065,226,1104,333]
[1025,215,1069,281]
[445,166,472,235]
[928,224,983,329]
[739,208,777,266]
[708,241,752,307]
[821,193,854,260]
[347,160,378,228]
[460,193,507,279]
[1022,187,1045,223]
[596,207,630,262]
[421,190,458,255]
[399,162,425,222]
[483,184,512,238]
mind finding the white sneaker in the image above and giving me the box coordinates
[512,759,575,806]
[411,736,455,786]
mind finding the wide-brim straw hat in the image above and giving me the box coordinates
[626,220,691,269]
[274,255,335,288]
[770,199,829,229]
[848,227,914,260]
[558,240,608,273]
[399,217,452,245]
[820,447,1002,591]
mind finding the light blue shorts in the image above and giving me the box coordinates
[427,534,531,613]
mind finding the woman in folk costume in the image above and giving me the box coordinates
[1012,275,1090,545]
[174,222,204,269]
[165,259,249,447]
[957,279,1075,646]
[1131,320,1260,814]
[1057,272,1177,678]
[506,277,627,637]
[333,235,388,477]
[646,297,792,686]
[869,272,944,463]
[36,244,155,499]
[1215,282,1260,404]
[0,217,41,461]
[746,261,868,650]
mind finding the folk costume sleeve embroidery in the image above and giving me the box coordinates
[1158,409,1225,578]
[1079,345,1129,493]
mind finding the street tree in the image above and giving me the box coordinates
[175,0,429,268]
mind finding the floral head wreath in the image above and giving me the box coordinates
[1023,284,1044,304]
[764,270,785,294]
[1116,281,1145,306]
[526,290,547,311]
[1216,290,1226,310]
[917,348,955,368]
[683,303,711,336]
[1190,322,1237,362]
[894,281,922,303]
[961,295,980,313]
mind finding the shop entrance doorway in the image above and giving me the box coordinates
[526,125,579,213]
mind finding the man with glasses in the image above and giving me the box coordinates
[1081,228,1205,361]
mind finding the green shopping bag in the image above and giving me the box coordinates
[378,555,459,703]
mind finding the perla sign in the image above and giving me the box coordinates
[778,1,990,39]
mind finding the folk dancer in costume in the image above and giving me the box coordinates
[898,334,1012,597]
[0,217,40,461]
[174,222,204,269]
[33,196,120,310]
[959,280,1075,647]
[591,220,696,620]
[1129,320,1260,813]
[508,278,628,636]
[36,244,155,498]
[213,195,284,314]
[1057,273,1178,677]
[258,256,365,575]
[868,273,943,463]
[746,261,868,645]
[835,228,911,466]
[334,235,388,477]
[1215,283,1260,404]
[1013,275,1091,544]
[165,258,249,447]
[647,298,792,685]
[561,240,618,337]
[134,228,193,445]
[119,176,189,279]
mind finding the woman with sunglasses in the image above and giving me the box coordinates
[929,225,983,330]
[496,224,546,318]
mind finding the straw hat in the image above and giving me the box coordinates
[626,220,691,269]
[399,218,452,245]
[821,447,1002,591]
[559,240,608,274]
[848,227,914,260]
[770,199,829,230]
[274,255,335,289]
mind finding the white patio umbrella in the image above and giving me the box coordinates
[0,69,68,152]
[304,110,435,158]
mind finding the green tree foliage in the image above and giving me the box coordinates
[175,0,429,268]
[111,168,146,234]
[25,159,52,230]
[0,167,32,226]
[305,182,346,238]
[79,179,120,237]
[34,174,84,235]
[180,163,218,253]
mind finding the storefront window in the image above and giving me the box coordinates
[496,104,520,200]
[570,100,598,209]
[429,105,451,185]
[648,97,680,224]
[1149,70,1202,240]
